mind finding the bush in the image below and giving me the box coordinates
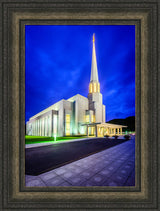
[104,135,109,139]
[124,135,131,140]
[113,135,119,139]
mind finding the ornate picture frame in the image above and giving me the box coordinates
[0,0,159,209]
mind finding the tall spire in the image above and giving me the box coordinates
[89,34,100,94]
[90,33,99,82]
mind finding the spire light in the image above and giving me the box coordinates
[93,33,95,43]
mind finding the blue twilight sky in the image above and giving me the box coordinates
[25,25,135,123]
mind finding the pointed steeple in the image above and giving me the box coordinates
[90,33,99,82]
[89,34,100,93]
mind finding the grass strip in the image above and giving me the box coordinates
[25,135,87,144]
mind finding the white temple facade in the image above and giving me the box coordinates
[26,34,126,137]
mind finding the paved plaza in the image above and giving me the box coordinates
[25,137,135,187]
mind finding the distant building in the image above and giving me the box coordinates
[26,34,126,137]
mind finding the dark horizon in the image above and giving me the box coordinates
[25,25,135,123]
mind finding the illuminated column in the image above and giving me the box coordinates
[98,126,100,137]
[53,115,58,137]
[40,119,41,136]
[95,125,98,137]
[34,121,36,135]
[37,120,39,136]
[36,121,38,135]
[32,123,34,135]
[114,128,116,135]
[49,115,51,137]
[45,117,47,136]
[52,115,54,137]
[106,128,108,135]
[41,119,43,136]
[50,114,53,136]
[34,121,36,136]
[38,121,39,135]
[44,118,46,136]
[48,116,50,137]
[35,120,37,135]
[35,121,36,135]
[46,117,48,136]
[43,118,45,136]
[41,119,42,136]
[87,125,89,136]
[38,120,39,135]
[33,122,35,135]
[47,116,49,136]
[120,128,122,135]
[36,120,38,136]
[117,128,119,135]
[65,114,71,136]
[37,121,38,136]
[39,120,41,136]
[42,119,44,136]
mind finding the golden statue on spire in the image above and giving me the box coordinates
[93,33,95,42]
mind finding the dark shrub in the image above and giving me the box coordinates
[113,135,119,139]
[124,135,131,140]
[104,135,109,139]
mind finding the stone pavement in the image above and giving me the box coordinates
[25,137,135,187]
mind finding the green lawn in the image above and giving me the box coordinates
[25,135,87,145]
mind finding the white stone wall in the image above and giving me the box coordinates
[63,101,72,135]
[57,100,73,136]
[94,102,103,123]
[68,94,88,135]
[57,101,65,137]
[92,93,102,104]
[76,95,88,123]
[88,92,104,123]
[102,105,106,123]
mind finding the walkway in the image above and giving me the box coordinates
[25,137,135,187]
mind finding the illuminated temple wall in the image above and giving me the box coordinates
[26,91,106,137]
[88,92,105,124]
[67,94,88,135]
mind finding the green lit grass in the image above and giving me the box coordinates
[25,135,87,145]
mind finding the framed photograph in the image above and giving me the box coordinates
[25,25,135,185]
[1,0,159,210]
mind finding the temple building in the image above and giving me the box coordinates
[26,34,126,137]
